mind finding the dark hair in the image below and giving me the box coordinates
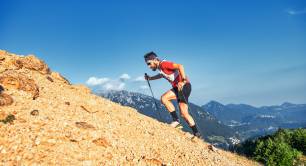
[144,51,158,62]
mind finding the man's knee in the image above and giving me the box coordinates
[180,108,190,119]
[181,111,189,118]
[161,95,168,104]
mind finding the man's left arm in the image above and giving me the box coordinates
[173,63,187,82]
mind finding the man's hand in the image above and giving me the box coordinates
[144,74,150,81]
[177,81,186,91]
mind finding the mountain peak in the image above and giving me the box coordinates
[203,100,225,109]
[207,100,224,106]
[0,50,257,165]
[281,102,295,107]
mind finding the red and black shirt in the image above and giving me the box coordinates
[158,60,190,88]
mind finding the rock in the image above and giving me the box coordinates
[0,93,13,106]
[144,157,164,165]
[70,139,77,142]
[14,55,50,74]
[75,122,95,129]
[30,110,39,116]
[80,105,98,113]
[92,137,111,148]
[35,137,40,145]
[50,72,70,85]
[12,59,23,69]
[46,76,54,82]
[0,70,39,99]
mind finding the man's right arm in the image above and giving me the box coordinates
[145,74,163,80]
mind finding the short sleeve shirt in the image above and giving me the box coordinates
[158,60,190,88]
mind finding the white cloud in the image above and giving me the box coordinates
[134,76,146,82]
[86,74,130,91]
[104,82,125,91]
[119,73,131,81]
[86,73,151,92]
[86,77,109,86]
[286,8,306,15]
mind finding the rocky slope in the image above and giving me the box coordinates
[97,90,239,149]
[0,50,259,165]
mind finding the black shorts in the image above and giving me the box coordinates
[171,83,192,103]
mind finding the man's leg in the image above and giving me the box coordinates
[161,90,180,126]
[179,102,195,126]
[179,102,200,136]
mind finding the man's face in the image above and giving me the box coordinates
[146,60,158,71]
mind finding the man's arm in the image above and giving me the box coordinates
[172,63,187,82]
[146,74,163,80]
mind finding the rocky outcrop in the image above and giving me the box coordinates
[0,50,49,74]
[0,70,40,99]
[50,72,70,85]
[14,55,50,74]
[0,50,259,165]
[0,92,13,106]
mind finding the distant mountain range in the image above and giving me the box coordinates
[96,90,306,148]
[202,101,306,140]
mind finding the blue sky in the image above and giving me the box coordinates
[1,0,306,106]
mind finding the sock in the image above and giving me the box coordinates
[191,125,199,135]
[170,111,179,122]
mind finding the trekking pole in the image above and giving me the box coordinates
[145,73,163,122]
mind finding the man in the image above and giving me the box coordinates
[144,51,201,138]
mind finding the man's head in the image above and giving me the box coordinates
[144,51,160,71]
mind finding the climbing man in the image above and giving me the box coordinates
[144,51,201,138]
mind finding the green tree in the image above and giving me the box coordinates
[253,135,301,166]
[291,128,306,155]
[233,128,305,165]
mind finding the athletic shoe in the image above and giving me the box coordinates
[170,121,181,128]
